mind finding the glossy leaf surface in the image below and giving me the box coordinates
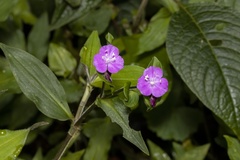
[224,135,240,160]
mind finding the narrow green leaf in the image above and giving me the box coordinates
[50,0,101,30]
[147,140,171,160]
[79,31,101,78]
[27,13,49,61]
[96,98,149,155]
[83,118,121,160]
[166,4,240,138]
[224,135,240,160]
[48,43,77,77]
[147,57,163,68]
[0,129,30,160]
[0,0,18,21]
[69,3,113,37]
[91,65,145,90]
[0,43,73,121]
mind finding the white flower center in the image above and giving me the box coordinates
[144,74,161,86]
[102,52,116,64]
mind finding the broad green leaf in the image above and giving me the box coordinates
[96,98,149,155]
[0,57,20,93]
[224,135,240,160]
[147,106,203,141]
[48,43,77,77]
[70,3,113,37]
[61,150,85,160]
[0,129,30,160]
[82,118,121,160]
[91,65,145,90]
[0,43,73,121]
[147,140,171,160]
[173,143,210,160]
[137,8,171,55]
[27,13,49,61]
[166,4,240,138]
[79,31,101,78]
[50,0,101,30]
[0,0,18,21]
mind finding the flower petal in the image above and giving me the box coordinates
[99,44,119,56]
[93,53,107,73]
[137,76,152,96]
[107,56,124,73]
[151,78,168,97]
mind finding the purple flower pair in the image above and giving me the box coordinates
[93,44,168,107]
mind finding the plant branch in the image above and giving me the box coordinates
[132,0,149,33]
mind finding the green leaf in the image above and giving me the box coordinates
[0,129,30,159]
[224,135,240,160]
[91,65,145,90]
[61,150,85,160]
[147,106,203,141]
[0,0,18,21]
[137,7,171,55]
[160,0,179,13]
[27,13,49,61]
[65,0,82,7]
[0,43,73,121]
[120,91,139,110]
[96,98,149,155]
[50,0,101,30]
[69,3,113,37]
[0,57,20,93]
[83,118,121,160]
[173,143,210,160]
[79,31,101,78]
[48,43,77,77]
[147,140,171,160]
[166,4,240,138]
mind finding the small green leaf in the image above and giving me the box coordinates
[27,13,49,61]
[0,129,30,159]
[96,98,149,155]
[79,30,101,78]
[83,118,121,160]
[166,4,240,138]
[224,135,240,160]
[0,0,18,21]
[65,0,82,7]
[91,65,145,90]
[173,143,210,160]
[61,150,85,160]
[147,57,163,68]
[121,91,139,110]
[147,140,171,160]
[50,0,101,30]
[48,43,77,77]
[0,43,73,121]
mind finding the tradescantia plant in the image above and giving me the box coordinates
[0,0,240,159]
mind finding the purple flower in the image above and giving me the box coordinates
[93,44,124,74]
[137,66,168,107]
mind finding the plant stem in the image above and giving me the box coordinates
[132,0,149,33]
[74,83,93,123]
[54,83,93,160]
